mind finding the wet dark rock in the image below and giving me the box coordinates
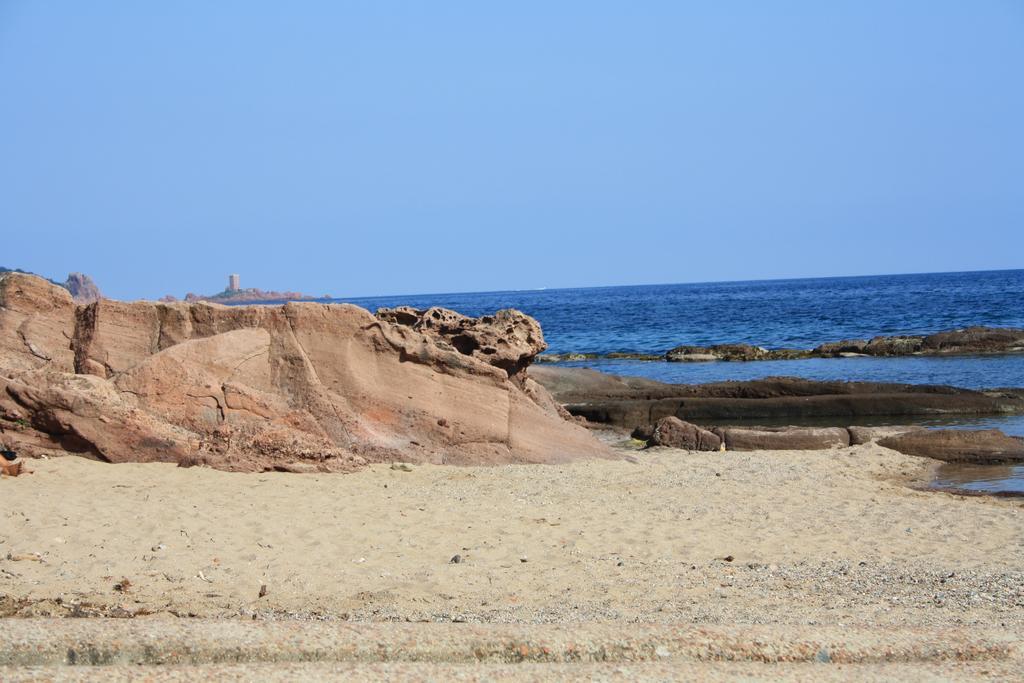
[922,327,1024,354]
[666,344,770,362]
[864,335,925,356]
[813,339,869,356]
[543,327,1024,366]
[631,424,655,441]
[530,367,1024,431]
[604,352,663,361]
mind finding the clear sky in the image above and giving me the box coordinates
[1,2,1022,300]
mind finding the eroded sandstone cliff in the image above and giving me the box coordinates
[0,273,612,472]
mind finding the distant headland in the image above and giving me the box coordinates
[161,273,329,304]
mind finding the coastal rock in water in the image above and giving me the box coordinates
[813,339,869,356]
[666,344,768,362]
[543,326,1024,365]
[863,335,925,356]
[63,273,102,304]
[665,344,809,362]
[878,429,1024,464]
[647,416,722,451]
[711,426,851,451]
[922,327,1024,354]
[530,366,1024,431]
[0,273,614,472]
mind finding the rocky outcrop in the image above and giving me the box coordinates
[376,306,546,380]
[63,273,102,303]
[0,273,613,472]
[529,366,1024,431]
[879,429,1024,464]
[646,416,722,451]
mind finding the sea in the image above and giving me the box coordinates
[338,269,1024,386]
[331,269,1024,492]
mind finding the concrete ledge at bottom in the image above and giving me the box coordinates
[0,620,1019,667]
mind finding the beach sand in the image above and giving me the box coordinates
[2,444,1023,678]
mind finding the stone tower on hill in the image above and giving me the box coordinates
[228,274,240,292]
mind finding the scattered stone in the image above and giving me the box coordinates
[258,584,267,598]
[390,463,413,472]
[450,555,462,564]
[113,578,131,593]
[722,555,734,563]
[6,552,42,562]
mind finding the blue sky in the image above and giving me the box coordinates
[1,1,1022,300]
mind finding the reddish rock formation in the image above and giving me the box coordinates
[376,306,545,380]
[0,273,613,472]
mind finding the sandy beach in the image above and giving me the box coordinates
[3,444,1021,624]
[3,442,1024,678]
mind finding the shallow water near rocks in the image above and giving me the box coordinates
[930,463,1024,496]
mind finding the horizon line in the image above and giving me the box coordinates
[336,266,1024,303]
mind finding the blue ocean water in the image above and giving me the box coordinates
[328,269,1024,491]
[337,269,1024,390]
